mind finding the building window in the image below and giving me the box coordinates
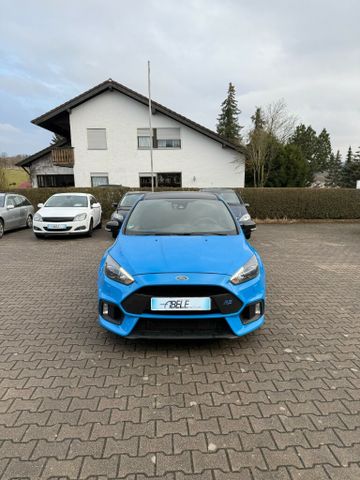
[91,174,109,187]
[137,128,181,149]
[139,173,156,188]
[139,172,182,188]
[37,175,75,188]
[157,172,182,187]
[87,128,107,150]
[156,128,181,149]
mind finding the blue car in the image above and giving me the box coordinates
[98,191,266,338]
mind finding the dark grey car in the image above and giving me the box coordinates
[0,193,34,238]
[200,188,256,239]
[106,191,144,238]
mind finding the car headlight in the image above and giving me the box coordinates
[230,255,259,285]
[104,255,134,285]
[34,213,42,222]
[73,213,87,221]
[237,213,251,222]
[112,213,124,221]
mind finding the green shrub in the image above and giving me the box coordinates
[238,188,360,219]
[6,186,360,220]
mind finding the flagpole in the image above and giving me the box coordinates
[147,60,154,192]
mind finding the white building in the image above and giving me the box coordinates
[19,79,245,189]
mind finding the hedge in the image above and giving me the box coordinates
[238,188,360,220]
[6,187,360,220]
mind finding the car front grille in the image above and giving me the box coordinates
[122,285,243,316]
[43,226,72,232]
[128,317,235,338]
[42,217,75,222]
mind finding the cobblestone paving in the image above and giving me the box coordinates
[0,224,359,479]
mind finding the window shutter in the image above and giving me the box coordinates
[157,128,180,140]
[87,129,107,149]
[137,128,151,137]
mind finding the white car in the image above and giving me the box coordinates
[33,193,102,238]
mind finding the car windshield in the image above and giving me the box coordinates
[217,192,241,205]
[120,193,143,208]
[45,195,88,208]
[0,194,4,208]
[125,198,237,235]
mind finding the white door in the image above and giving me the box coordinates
[90,196,101,226]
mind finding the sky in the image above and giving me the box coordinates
[1,0,359,157]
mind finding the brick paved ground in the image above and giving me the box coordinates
[0,223,359,479]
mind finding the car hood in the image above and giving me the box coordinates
[109,234,254,276]
[38,207,88,217]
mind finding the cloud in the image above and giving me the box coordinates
[0,0,359,155]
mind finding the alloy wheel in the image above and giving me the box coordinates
[26,215,33,228]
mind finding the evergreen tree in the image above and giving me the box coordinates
[290,124,317,183]
[315,129,332,172]
[266,144,309,187]
[290,124,333,183]
[341,146,360,187]
[341,146,354,187]
[251,107,265,131]
[325,150,343,187]
[216,83,242,144]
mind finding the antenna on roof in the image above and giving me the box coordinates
[147,61,154,192]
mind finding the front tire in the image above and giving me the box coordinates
[87,219,93,237]
[26,214,33,229]
[111,229,118,239]
[0,219,4,239]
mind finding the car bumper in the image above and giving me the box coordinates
[98,270,266,339]
[33,220,89,235]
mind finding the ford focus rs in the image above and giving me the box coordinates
[98,191,266,338]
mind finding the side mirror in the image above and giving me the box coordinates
[105,220,121,233]
[245,203,250,207]
[6,204,15,210]
[37,203,44,208]
[112,202,118,209]
[92,202,101,208]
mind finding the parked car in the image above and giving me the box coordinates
[0,193,34,239]
[106,191,144,238]
[33,193,102,238]
[200,188,256,239]
[98,191,266,338]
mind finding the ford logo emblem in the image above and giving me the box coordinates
[176,275,189,281]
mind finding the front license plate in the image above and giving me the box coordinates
[151,297,211,311]
[47,224,67,230]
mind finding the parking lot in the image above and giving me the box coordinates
[0,223,360,479]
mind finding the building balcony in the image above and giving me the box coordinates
[51,147,74,167]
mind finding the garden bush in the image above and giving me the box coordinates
[7,187,360,220]
[238,188,360,219]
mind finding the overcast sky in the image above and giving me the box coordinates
[1,0,359,157]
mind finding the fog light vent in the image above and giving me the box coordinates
[99,301,124,325]
[240,301,264,324]
[102,302,109,316]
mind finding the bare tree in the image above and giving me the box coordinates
[246,100,296,187]
[264,99,297,143]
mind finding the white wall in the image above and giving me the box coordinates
[70,90,245,188]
